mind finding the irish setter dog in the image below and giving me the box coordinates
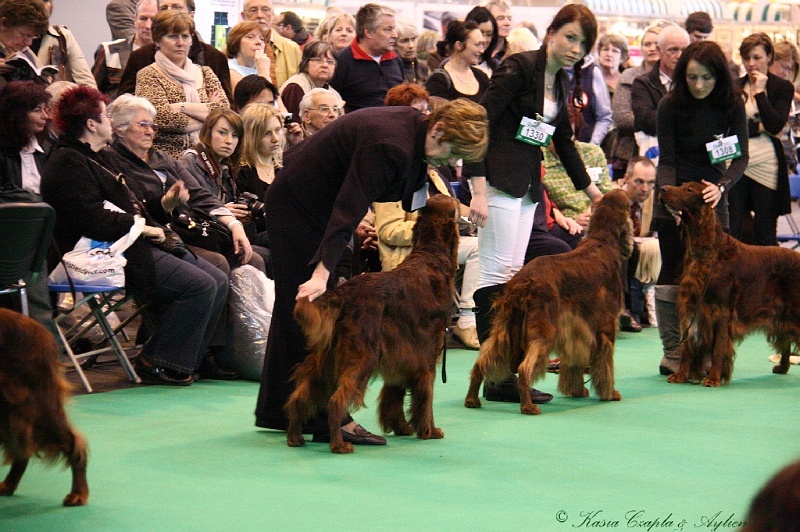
[661,181,800,386]
[0,309,88,506]
[286,195,460,453]
[465,189,634,415]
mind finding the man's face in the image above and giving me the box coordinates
[659,32,690,75]
[135,2,158,45]
[689,30,710,43]
[159,0,189,14]
[489,6,512,39]
[242,0,273,32]
[362,14,396,56]
[276,14,293,38]
[626,162,656,204]
[303,93,342,133]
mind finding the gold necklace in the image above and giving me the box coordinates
[448,65,476,84]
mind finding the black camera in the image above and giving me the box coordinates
[236,192,266,218]
[284,113,294,127]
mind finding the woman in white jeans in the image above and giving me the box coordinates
[465,4,604,403]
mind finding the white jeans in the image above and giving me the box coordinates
[477,184,538,289]
[457,235,479,327]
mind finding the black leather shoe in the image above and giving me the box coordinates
[312,424,387,445]
[620,311,643,333]
[198,355,240,380]
[135,358,193,386]
[483,375,553,404]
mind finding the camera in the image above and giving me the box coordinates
[283,113,294,127]
[236,192,266,218]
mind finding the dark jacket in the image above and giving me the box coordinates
[464,45,591,200]
[0,142,49,189]
[631,61,667,136]
[402,57,429,84]
[40,138,156,298]
[739,72,795,215]
[329,40,404,113]
[117,38,233,104]
[92,35,135,98]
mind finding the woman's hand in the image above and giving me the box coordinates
[749,71,768,94]
[162,181,190,213]
[224,201,251,220]
[702,179,723,209]
[468,194,488,227]
[554,208,583,235]
[583,183,604,211]
[254,50,271,81]
[285,122,304,146]
[574,210,592,229]
[355,221,377,250]
[141,225,166,242]
[208,91,224,105]
[229,222,253,264]
[297,262,330,302]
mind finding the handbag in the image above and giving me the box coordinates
[49,216,146,287]
[170,209,235,259]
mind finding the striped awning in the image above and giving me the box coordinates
[681,0,726,18]
[585,0,669,16]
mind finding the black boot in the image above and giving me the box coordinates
[198,355,240,380]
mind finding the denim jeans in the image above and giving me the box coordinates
[141,248,228,374]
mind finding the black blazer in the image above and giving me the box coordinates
[739,72,795,215]
[631,61,667,136]
[465,46,591,200]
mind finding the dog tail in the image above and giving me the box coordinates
[479,298,519,382]
[294,296,340,358]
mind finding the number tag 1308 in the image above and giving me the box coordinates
[516,117,556,147]
[706,135,742,164]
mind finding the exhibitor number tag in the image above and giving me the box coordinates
[516,117,555,147]
[706,135,742,164]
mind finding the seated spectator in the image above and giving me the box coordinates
[93,0,158,98]
[31,0,96,88]
[117,0,232,103]
[425,20,489,104]
[0,80,58,339]
[416,30,438,69]
[395,19,428,84]
[298,87,344,138]
[134,10,230,158]
[315,11,355,54]
[279,40,342,119]
[620,156,660,329]
[376,83,480,348]
[275,11,312,49]
[233,74,279,111]
[525,187,582,262]
[742,459,800,531]
[178,107,271,274]
[225,21,269,91]
[41,86,228,385]
[0,0,50,87]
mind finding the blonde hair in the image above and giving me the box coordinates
[503,27,539,61]
[239,103,285,169]
[428,98,488,163]
[315,12,356,42]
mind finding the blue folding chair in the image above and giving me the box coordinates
[48,283,142,393]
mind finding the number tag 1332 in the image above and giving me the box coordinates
[516,117,556,147]
[706,135,742,164]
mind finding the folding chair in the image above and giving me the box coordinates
[0,202,55,315]
[777,174,800,249]
[48,283,142,393]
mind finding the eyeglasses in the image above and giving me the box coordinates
[134,120,159,130]
[95,113,112,121]
[308,57,336,66]
[275,23,286,28]
[247,6,272,14]
[311,105,343,114]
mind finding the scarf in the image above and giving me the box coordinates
[154,50,200,104]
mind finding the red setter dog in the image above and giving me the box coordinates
[0,309,88,505]
[661,181,800,386]
[286,195,460,453]
[464,189,634,415]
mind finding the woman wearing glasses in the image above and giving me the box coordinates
[225,22,270,91]
[278,40,342,119]
[134,10,230,158]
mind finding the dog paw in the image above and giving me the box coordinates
[63,491,88,506]
[667,373,686,384]
[702,377,721,387]
[419,427,444,440]
[520,404,541,415]
[331,442,354,454]
[570,387,589,398]
[0,482,15,496]
[773,364,790,375]
[287,435,306,447]
[391,423,414,436]
[464,397,482,409]
[610,390,621,401]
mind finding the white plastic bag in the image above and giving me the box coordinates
[218,265,274,381]
[634,131,659,166]
[49,216,145,287]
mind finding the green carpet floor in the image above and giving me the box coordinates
[3,328,798,531]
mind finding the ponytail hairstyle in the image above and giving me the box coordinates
[435,20,480,59]
[545,4,598,109]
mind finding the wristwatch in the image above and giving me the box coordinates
[718,183,726,194]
